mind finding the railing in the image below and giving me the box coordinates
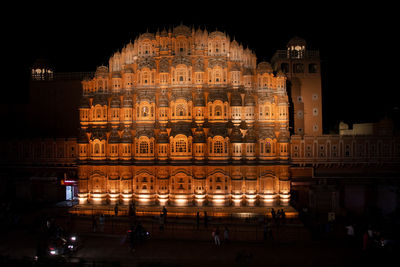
[272,50,320,60]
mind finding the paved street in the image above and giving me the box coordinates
[0,206,397,266]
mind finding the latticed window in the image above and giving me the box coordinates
[176,139,186,153]
[176,104,186,116]
[214,141,223,153]
[265,142,271,153]
[142,106,149,117]
[140,142,148,154]
[215,105,222,116]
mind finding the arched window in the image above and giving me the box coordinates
[176,104,186,116]
[94,143,100,154]
[265,141,271,153]
[142,106,149,117]
[215,105,222,116]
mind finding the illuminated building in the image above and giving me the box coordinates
[77,25,291,205]
[1,25,399,215]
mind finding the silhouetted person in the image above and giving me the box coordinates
[271,208,276,222]
[114,203,119,217]
[204,211,208,229]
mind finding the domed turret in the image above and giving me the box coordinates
[230,91,242,106]
[257,62,273,74]
[244,92,255,106]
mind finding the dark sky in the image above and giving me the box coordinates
[5,3,398,132]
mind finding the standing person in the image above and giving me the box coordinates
[224,226,230,244]
[99,214,105,232]
[204,211,208,229]
[271,208,276,222]
[345,224,355,246]
[196,211,200,230]
[114,203,119,217]
[214,227,221,246]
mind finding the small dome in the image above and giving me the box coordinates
[123,67,134,73]
[136,129,154,138]
[157,131,169,143]
[193,127,206,143]
[287,36,307,47]
[95,66,108,78]
[173,25,191,37]
[244,92,255,106]
[121,128,133,143]
[77,129,89,143]
[209,123,228,137]
[158,93,169,107]
[92,94,107,106]
[139,32,155,40]
[110,97,121,108]
[243,68,253,76]
[230,91,242,106]
[91,128,107,141]
[122,96,133,107]
[108,129,121,143]
[194,93,206,107]
[80,97,90,109]
[112,72,122,78]
[257,62,273,74]
[229,64,241,72]
[208,91,228,103]
[230,126,243,143]
[244,128,257,143]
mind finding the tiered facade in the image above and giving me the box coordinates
[77,25,290,205]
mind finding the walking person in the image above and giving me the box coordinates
[204,211,208,229]
[214,227,221,246]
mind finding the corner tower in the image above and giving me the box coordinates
[272,37,322,136]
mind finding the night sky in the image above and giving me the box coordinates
[5,3,397,133]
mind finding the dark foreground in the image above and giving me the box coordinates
[0,203,398,266]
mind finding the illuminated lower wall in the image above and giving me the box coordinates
[78,165,291,206]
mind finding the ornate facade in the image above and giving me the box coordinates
[79,25,290,165]
[77,25,290,205]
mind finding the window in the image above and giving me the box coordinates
[94,143,100,154]
[176,139,186,153]
[139,142,148,154]
[142,106,149,117]
[281,63,289,73]
[309,63,318,73]
[265,142,271,153]
[215,105,222,116]
[176,104,186,116]
[293,63,304,73]
[214,141,223,153]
